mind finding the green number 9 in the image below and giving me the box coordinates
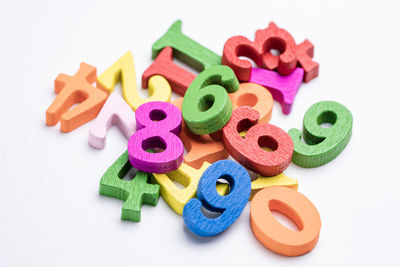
[288,101,353,167]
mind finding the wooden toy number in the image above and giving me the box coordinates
[250,186,321,256]
[288,101,353,168]
[222,107,293,176]
[128,101,184,174]
[183,160,251,237]
[229,82,273,124]
[182,65,239,135]
[100,150,160,222]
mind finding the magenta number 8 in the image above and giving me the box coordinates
[128,101,184,174]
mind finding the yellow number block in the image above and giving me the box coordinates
[250,173,298,199]
[97,51,171,110]
[151,162,210,215]
[217,173,298,200]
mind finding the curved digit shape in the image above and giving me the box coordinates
[229,82,273,124]
[182,65,239,135]
[89,92,136,149]
[146,75,172,106]
[205,82,274,142]
[128,101,184,173]
[255,22,297,74]
[288,101,353,168]
[222,22,297,81]
[262,39,319,83]
[222,36,262,82]
[183,160,251,237]
[96,51,171,110]
[250,186,321,256]
[151,162,210,215]
[222,107,293,176]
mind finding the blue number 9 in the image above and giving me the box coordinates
[183,160,251,237]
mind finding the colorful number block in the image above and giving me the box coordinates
[182,65,239,135]
[152,20,221,71]
[249,68,304,115]
[223,107,293,176]
[222,22,297,81]
[250,186,321,256]
[128,101,184,173]
[99,150,160,222]
[142,47,196,96]
[183,160,251,237]
[229,82,273,124]
[88,92,136,149]
[151,162,210,215]
[96,51,171,110]
[46,63,109,132]
[289,101,353,167]
[296,40,319,83]
[264,39,319,83]
[254,22,298,75]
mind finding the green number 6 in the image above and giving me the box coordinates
[182,65,239,135]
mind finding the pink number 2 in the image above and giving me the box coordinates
[128,101,184,173]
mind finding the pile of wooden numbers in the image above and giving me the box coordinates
[45,20,353,257]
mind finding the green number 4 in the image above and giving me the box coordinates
[99,150,160,222]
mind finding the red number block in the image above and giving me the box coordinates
[296,40,319,83]
[256,27,319,83]
[142,47,195,96]
[222,107,293,176]
[222,22,297,81]
[222,22,319,83]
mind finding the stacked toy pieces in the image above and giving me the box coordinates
[45,20,353,257]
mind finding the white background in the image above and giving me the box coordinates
[0,0,399,266]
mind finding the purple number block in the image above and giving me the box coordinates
[249,68,304,115]
[128,101,184,173]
